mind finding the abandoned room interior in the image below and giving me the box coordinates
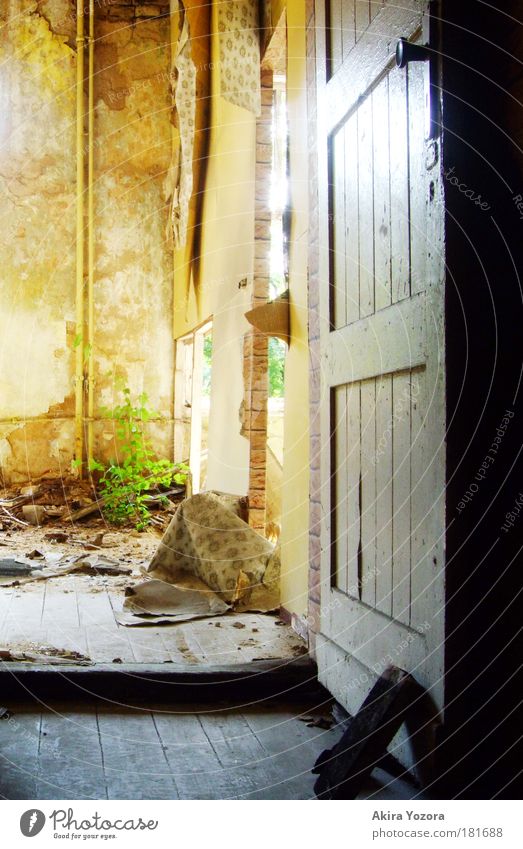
[0,0,520,802]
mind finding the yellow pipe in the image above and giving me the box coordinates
[75,0,85,473]
[87,0,95,466]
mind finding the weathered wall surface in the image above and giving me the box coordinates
[93,1,174,462]
[279,0,310,625]
[305,0,320,649]
[0,1,174,483]
[199,80,255,496]
[172,0,256,497]
[0,0,77,483]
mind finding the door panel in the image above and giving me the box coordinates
[373,75,392,312]
[316,0,446,753]
[360,379,377,605]
[331,366,429,624]
[331,61,427,328]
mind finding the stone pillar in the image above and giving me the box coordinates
[243,69,273,532]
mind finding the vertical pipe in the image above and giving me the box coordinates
[87,0,95,466]
[75,0,85,472]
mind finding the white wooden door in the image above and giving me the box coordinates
[315,0,446,759]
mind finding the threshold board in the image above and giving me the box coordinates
[0,657,324,704]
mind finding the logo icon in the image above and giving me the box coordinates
[20,810,46,837]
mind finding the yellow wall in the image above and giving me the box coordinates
[279,0,310,621]
[172,1,256,496]
[0,2,77,481]
[0,1,175,482]
[171,0,311,620]
[93,7,174,464]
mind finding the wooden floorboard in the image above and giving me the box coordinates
[242,706,339,799]
[97,710,179,800]
[0,709,40,799]
[36,705,106,800]
[197,711,272,799]
[152,710,239,800]
[0,699,420,799]
[0,579,307,666]
[0,582,47,645]
[0,527,307,667]
[104,586,141,663]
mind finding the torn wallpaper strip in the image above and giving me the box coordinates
[168,0,196,250]
[218,0,261,116]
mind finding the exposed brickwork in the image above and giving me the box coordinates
[306,4,321,654]
[243,69,273,533]
[97,0,170,23]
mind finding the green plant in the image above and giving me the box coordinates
[268,336,285,397]
[202,334,212,396]
[88,388,188,530]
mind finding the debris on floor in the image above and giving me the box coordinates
[44,531,68,543]
[299,715,334,729]
[312,667,423,799]
[0,553,132,587]
[0,475,185,531]
[144,491,280,612]
[0,483,309,665]
[0,645,91,665]
[22,505,47,526]
[115,492,279,627]
[0,559,35,577]
[72,553,133,576]
[116,577,230,626]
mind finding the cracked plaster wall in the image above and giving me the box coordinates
[93,1,173,464]
[0,0,174,482]
[0,0,77,482]
[172,0,256,498]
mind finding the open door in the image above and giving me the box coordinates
[315,0,446,768]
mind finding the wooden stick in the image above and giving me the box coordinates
[63,498,106,522]
[1,506,29,526]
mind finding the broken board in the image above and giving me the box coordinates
[313,666,423,799]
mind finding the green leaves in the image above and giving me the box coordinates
[86,386,189,529]
[88,458,105,473]
[268,336,285,397]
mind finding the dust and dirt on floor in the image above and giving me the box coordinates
[0,479,307,665]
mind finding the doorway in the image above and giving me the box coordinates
[174,320,213,495]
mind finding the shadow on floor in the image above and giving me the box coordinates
[0,698,424,800]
